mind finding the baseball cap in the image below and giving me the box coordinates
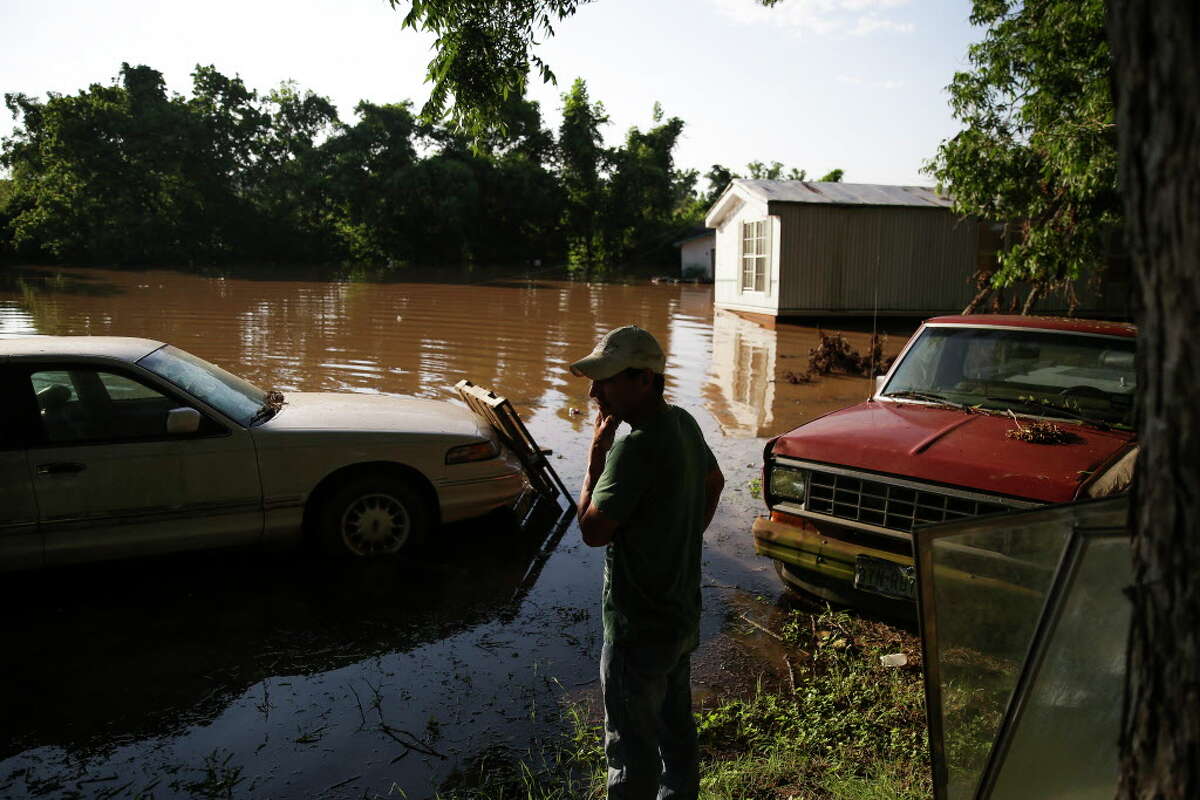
[570,325,666,380]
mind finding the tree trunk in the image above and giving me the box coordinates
[1105,3,1200,798]
[1019,285,1042,315]
[960,271,994,315]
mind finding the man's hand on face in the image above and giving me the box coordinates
[593,401,619,452]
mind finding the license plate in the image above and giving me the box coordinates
[854,555,916,600]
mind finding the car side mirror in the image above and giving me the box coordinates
[167,407,202,435]
[874,375,887,396]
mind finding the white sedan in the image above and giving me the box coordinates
[0,337,528,570]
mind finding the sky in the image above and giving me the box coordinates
[1,0,982,187]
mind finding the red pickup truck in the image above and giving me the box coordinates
[752,315,1138,612]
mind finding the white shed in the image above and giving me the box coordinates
[704,180,982,319]
[674,229,716,280]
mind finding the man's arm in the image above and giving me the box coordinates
[701,465,725,533]
[578,409,620,548]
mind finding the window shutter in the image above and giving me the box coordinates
[763,217,773,296]
[736,222,742,294]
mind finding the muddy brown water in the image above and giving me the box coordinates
[0,266,914,798]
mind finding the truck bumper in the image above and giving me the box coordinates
[752,511,916,611]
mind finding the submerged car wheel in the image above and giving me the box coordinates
[319,477,430,557]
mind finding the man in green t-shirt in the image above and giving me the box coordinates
[571,325,725,800]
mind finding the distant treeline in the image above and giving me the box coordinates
[0,64,840,273]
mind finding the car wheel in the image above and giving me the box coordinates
[319,476,430,557]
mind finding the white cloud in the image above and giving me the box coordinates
[850,14,916,35]
[711,0,915,37]
[840,0,909,10]
[838,73,906,89]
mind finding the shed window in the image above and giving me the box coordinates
[740,220,768,292]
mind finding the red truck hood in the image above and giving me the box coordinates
[772,401,1135,503]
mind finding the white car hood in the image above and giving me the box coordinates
[257,392,487,438]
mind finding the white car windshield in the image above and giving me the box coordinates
[138,345,267,426]
[883,326,1136,429]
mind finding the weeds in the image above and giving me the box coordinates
[748,477,763,500]
[171,749,244,799]
[436,607,931,800]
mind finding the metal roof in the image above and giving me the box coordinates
[673,228,716,246]
[736,179,953,209]
[0,336,165,362]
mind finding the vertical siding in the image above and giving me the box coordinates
[773,205,979,314]
[680,238,714,279]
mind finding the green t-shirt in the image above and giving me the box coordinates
[590,404,717,649]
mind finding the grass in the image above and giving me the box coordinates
[435,606,932,800]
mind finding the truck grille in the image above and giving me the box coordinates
[805,470,1011,533]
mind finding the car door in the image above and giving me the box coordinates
[23,362,263,566]
[0,364,41,570]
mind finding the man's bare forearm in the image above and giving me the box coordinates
[577,441,609,519]
[577,408,620,547]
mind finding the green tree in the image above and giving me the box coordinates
[557,78,608,274]
[320,100,430,263]
[702,164,740,207]
[477,95,564,266]
[251,81,340,261]
[598,108,689,269]
[187,65,270,256]
[2,64,209,263]
[746,160,787,180]
[2,63,348,265]
[924,0,1119,312]
[389,0,587,137]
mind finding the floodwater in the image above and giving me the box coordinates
[0,266,913,798]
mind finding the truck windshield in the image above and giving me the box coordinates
[138,345,267,426]
[882,326,1136,428]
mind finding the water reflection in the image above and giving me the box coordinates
[705,310,915,437]
[1,268,915,443]
[707,311,778,437]
[0,505,569,791]
[1,269,712,421]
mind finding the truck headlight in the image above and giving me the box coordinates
[769,466,809,504]
[446,440,500,464]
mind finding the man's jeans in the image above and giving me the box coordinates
[600,637,699,800]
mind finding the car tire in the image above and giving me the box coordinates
[318,476,431,558]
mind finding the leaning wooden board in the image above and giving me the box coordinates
[454,380,576,514]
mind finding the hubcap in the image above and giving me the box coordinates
[340,493,411,556]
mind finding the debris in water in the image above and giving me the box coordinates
[806,331,895,377]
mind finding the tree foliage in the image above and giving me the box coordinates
[0,64,703,272]
[698,162,844,209]
[390,0,590,137]
[558,78,608,272]
[925,0,1120,308]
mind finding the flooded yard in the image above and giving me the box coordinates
[0,266,914,798]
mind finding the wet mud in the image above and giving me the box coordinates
[0,267,915,798]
